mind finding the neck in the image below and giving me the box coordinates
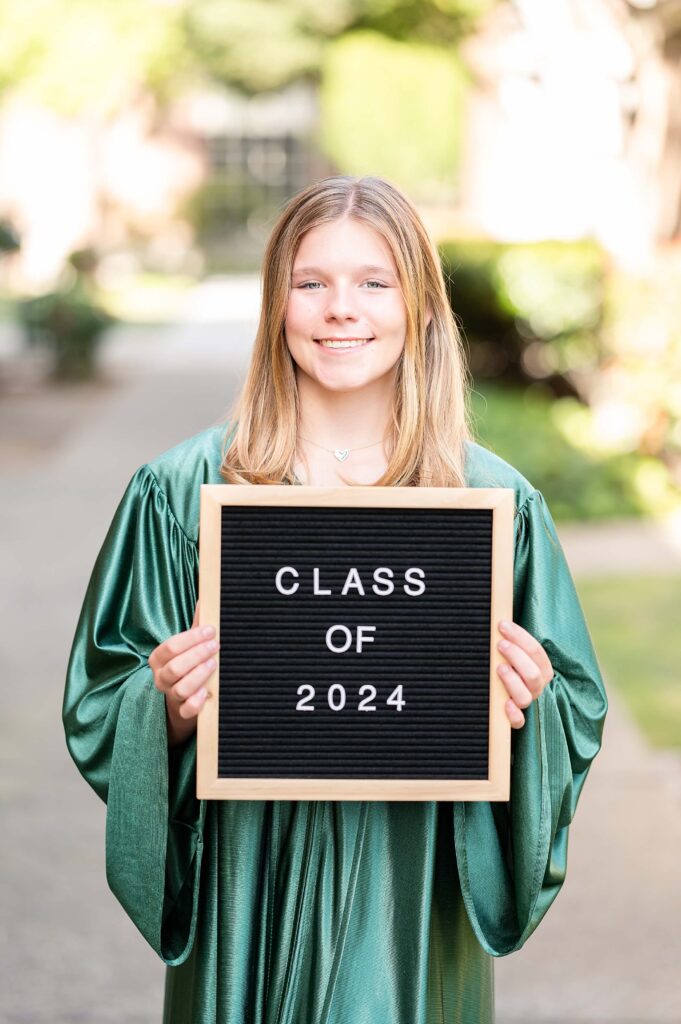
[296,370,395,447]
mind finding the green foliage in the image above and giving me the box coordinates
[494,243,603,340]
[0,0,190,114]
[320,31,467,192]
[17,251,115,379]
[599,262,681,464]
[441,238,606,393]
[444,239,681,483]
[577,575,681,750]
[349,0,495,44]
[183,0,493,93]
[0,0,494,107]
[472,384,680,521]
[0,219,20,253]
[182,0,325,94]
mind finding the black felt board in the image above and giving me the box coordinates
[218,505,492,780]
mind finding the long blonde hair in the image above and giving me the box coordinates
[221,175,471,487]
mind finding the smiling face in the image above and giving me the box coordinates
[284,216,407,396]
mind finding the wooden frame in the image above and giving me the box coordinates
[197,485,514,801]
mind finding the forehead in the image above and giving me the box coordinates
[292,217,397,272]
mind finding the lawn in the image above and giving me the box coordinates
[576,574,681,750]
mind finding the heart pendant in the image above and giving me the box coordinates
[334,449,349,462]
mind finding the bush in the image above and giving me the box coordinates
[0,219,20,254]
[441,238,681,493]
[17,250,115,380]
[321,31,467,196]
[440,238,606,398]
[472,384,679,521]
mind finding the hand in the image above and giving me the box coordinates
[148,603,219,747]
[496,619,554,729]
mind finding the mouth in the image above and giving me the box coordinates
[314,337,375,350]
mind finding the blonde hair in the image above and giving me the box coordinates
[221,175,471,487]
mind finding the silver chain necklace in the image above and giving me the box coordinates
[298,433,389,463]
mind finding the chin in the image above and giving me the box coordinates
[315,373,376,392]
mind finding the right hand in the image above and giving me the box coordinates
[148,603,218,748]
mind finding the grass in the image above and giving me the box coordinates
[576,574,681,750]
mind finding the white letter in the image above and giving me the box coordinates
[356,625,376,653]
[326,625,352,653]
[403,567,426,596]
[313,567,331,595]
[372,567,394,596]
[275,566,299,595]
[341,567,365,596]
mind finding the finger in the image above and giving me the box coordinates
[497,639,547,696]
[178,685,209,720]
[169,656,217,703]
[505,699,525,729]
[498,620,553,681]
[149,623,215,670]
[497,662,533,709]
[157,638,219,690]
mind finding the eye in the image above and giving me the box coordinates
[297,281,323,290]
[363,280,387,289]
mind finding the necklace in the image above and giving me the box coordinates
[298,433,389,463]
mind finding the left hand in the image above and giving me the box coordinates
[497,620,554,729]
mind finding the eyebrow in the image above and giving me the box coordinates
[291,264,397,279]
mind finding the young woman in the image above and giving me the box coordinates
[63,175,607,1023]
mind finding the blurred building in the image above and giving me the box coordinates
[169,82,332,271]
[0,82,328,288]
[0,90,206,289]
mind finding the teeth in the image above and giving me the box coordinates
[318,339,371,348]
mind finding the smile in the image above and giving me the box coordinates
[315,338,374,349]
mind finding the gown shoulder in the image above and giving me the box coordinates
[140,422,232,541]
[463,439,535,509]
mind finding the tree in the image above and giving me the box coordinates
[0,0,188,115]
[320,31,468,194]
[0,0,494,109]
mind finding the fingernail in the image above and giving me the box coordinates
[499,620,511,631]
[205,659,216,672]
[201,625,215,638]
[498,639,510,651]
[206,639,218,652]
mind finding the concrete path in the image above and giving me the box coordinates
[1,306,680,1022]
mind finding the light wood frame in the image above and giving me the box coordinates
[197,485,514,801]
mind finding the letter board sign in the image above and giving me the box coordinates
[197,485,514,801]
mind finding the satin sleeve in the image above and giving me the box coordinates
[453,489,608,955]
[62,466,205,965]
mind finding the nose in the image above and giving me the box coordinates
[323,283,358,322]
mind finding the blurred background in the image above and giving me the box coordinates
[1,1,680,1021]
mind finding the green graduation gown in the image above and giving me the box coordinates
[62,426,607,1024]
